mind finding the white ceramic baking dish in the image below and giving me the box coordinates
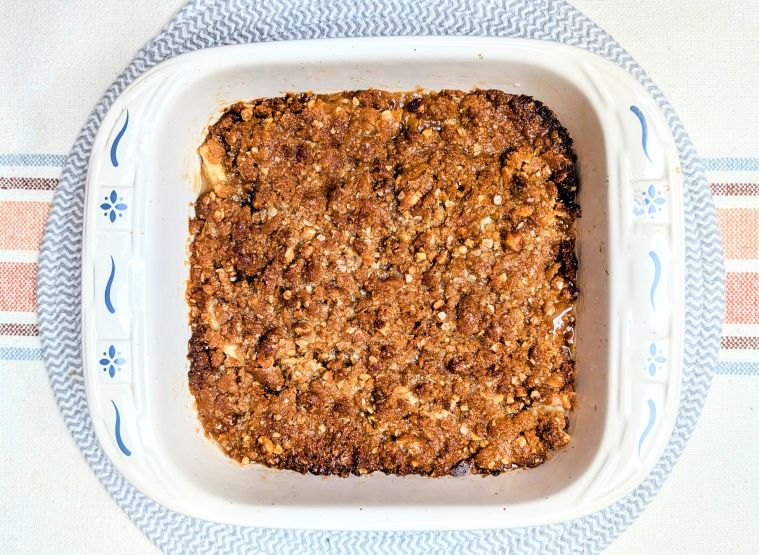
[81,36,684,530]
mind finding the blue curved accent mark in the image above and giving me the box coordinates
[110,110,129,167]
[649,251,661,310]
[630,105,652,162]
[638,399,657,455]
[111,400,132,456]
[105,256,116,314]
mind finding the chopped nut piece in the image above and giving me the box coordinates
[259,436,275,453]
[505,232,525,252]
[206,299,221,331]
[223,344,241,359]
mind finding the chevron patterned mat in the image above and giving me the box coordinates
[35,1,724,553]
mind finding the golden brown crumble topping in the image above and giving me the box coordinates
[188,89,578,476]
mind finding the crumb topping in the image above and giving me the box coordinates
[188,89,578,476]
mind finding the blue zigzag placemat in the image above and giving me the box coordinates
[37,1,724,553]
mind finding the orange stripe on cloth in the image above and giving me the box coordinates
[0,201,50,250]
[0,262,37,312]
[724,272,759,324]
[717,208,759,259]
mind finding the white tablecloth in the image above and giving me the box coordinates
[1,1,757,552]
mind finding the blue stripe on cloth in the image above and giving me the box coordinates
[715,361,759,375]
[702,158,759,172]
[0,347,43,361]
[0,153,67,167]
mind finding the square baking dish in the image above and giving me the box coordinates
[81,36,684,530]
